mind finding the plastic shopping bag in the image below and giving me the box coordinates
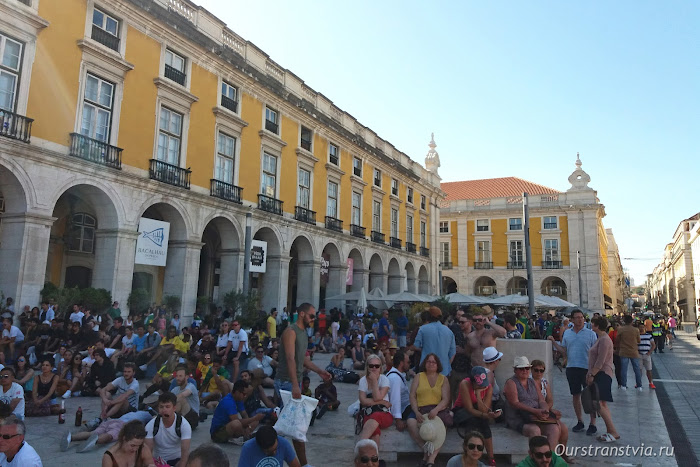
[348,399,360,417]
[274,390,319,442]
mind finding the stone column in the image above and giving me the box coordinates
[457,218,468,292]
[327,264,347,300]
[388,272,404,294]
[296,259,318,307]
[163,240,203,323]
[351,268,368,292]
[0,212,54,309]
[219,248,242,294]
[92,229,139,315]
[260,255,290,314]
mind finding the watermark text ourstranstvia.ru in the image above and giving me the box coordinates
[555,444,675,458]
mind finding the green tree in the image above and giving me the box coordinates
[127,289,150,315]
[222,290,259,327]
[80,288,112,313]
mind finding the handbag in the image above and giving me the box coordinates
[581,383,601,415]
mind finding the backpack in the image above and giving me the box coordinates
[153,414,182,437]
[581,383,600,416]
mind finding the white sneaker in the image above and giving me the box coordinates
[638,387,643,392]
[621,386,627,391]
[228,436,245,446]
[62,391,71,399]
[60,431,71,452]
[139,364,148,371]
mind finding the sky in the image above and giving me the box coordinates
[197,0,699,286]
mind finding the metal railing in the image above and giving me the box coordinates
[474,262,493,269]
[295,206,316,224]
[265,119,278,134]
[371,231,385,244]
[258,194,283,215]
[220,95,238,113]
[374,178,381,187]
[91,25,120,51]
[390,237,402,249]
[542,260,563,269]
[441,262,453,270]
[353,167,362,177]
[350,224,366,238]
[164,64,186,86]
[325,216,343,232]
[329,155,339,165]
[507,261,525,269]
[420,247,430,257]
[0,109,33,143]
[69,133,122,169]
[300,138,311,151]
[149,159,191,189]
[210,179,242,204]
[406,242,416,253]
[544,222,558,229]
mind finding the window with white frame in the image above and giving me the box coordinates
[220,81,238,113]
[300,126,312,151]
[0,34,23,111]
[353,157,362,177]
[391,208,399,237]
[476,219,489,232]
[297,169,310,209]
[509,218,523,231]
[329,142,339,165]
[510,240,524,263]
[372,200,381,231]
[391,178,399,196]
[352,191,361,225]
[545,239,559,262]
[157,107,182,165]
[420,221,426,247]
[439,221,449,233]
[164,49,186,85]
[80,74,114,142]
[477,241,490,262]
[420,194,426,210]
[544,216,558,229]
[261,152,277,197]
[407,187,414,204]
[441,242,450,264]
[91,8,120,51]
[373,168,381,187]
[327,181,338,218]
[265,106,279,134]
[215,132,235,184]
[68,213,96,253]
[406,214,413,242]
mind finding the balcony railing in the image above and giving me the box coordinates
[91,25,120,51]
[149,159,191,189]
[300,138,311,151]
[325,216,343,232]
[544,222,558,229]
[543,260,563,269]
[258,194,283,216]
[406,242,416,253]
[371,231,385,244]
[420,247,430,257]
[220,95,238,113]
[350,224,366,239]
[69,133,122,169]
[474,262,493,269]
[0,109,33,143]
[265,119,278,134]
[164,64,186,86]
[441,262,453,270]
[390,237,402,249]
[295,206,316,225]
[374,178,381,187]
[353,167,362,177]
[507,261,525,269]
[210,179,242,204]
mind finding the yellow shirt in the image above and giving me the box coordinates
[161,336,190,354]
[267,316,277,339]
[416,372,445,407]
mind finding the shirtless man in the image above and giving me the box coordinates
[467,311,506,366]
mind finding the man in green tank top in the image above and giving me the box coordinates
[275,302,331,467]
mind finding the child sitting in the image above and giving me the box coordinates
[314,375,340,420]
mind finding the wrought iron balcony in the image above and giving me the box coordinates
[474,261,493,269]
[149,159,191,189]
[507,261,525,269]
[325,216,343,232]
[300,138,311,151]
[371,231,385,244]
[374,178,381,187]
[543,260,563,269]
[265,119,278,134]
[258,194,283,216]
[295,206,316,225]
[220,95,238,113]
[353,167,362,177]
[164,64,186,86]
[350,224,366,239]
[406,242,416,253]
[69,133,122,169]
[420,247,430,257]
[91,25,120,51]
[544,222,558,229]
[210,179,242,204]
[390,237,402,249]
[0,109,33,143]
[441,262,453,270]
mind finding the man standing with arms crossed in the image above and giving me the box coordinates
[276,303,331,467]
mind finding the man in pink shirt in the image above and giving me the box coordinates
[667,316,676,349]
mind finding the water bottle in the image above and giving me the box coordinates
[58,400,66,424]
[75,406,83,427]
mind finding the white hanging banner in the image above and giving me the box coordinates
[135,218,170,266]
[250,239,267,273]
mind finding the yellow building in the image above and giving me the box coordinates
[0,0,442,319]
[438,156,620,314]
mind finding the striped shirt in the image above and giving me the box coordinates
[638,333,653,354]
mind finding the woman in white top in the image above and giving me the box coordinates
[357,354,392,449]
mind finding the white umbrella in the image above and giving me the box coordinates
[446,293,490,305]
[378,291,429,303]
[357,287,368,312]
[535,295,576,308]
[489,294,550,307]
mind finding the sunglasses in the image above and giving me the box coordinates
[0,434,21,440]
[0,375,11,379]
[515,367,531,371]
[459,320,469,324]
[534,451,553,459]
[359,455,379,463]
[368,364,381,369]
[467,443,484,451]
[533,368,545,373]
[17,359,25,363]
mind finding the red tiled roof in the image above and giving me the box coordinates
[441,177,560,202]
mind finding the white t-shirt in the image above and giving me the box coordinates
[358,374,390,402]
[216,333,231,349]
[229,329,249,354]
[0,441,42,466]
[171,382,199,414]
[0,382,25,419]
[2,326,24,343]
[111,376,139,410]
[145,415,192,462]
[69,311,84,323]
[331,321,340,337]
[122,334,135,349]
[247,355,274,377]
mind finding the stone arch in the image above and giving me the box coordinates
[253,225,283,256]
[387,258,402,294]
[442,275,457,294]
[369,253,385,293]
[289,234,316,309]
[321,241,343,309]
[474,276,497,296]
[405,262,416,294]
[253,226,285,312]
[541,276,567,299]
[139,201,189,242]
[507,276,528,295]
[347,248,365,292]
[49,179,124,230]
[198,216,243,303]
[418,265,429,294]
[0,161,29,213]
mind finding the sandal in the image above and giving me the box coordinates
[597,433,619,443]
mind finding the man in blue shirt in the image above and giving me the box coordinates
[412,306,456,376]
[132,324,148,353]
[238,425,300,467]
[210,380,264,443]
[377,310,391,345]
[395,310,409,349]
